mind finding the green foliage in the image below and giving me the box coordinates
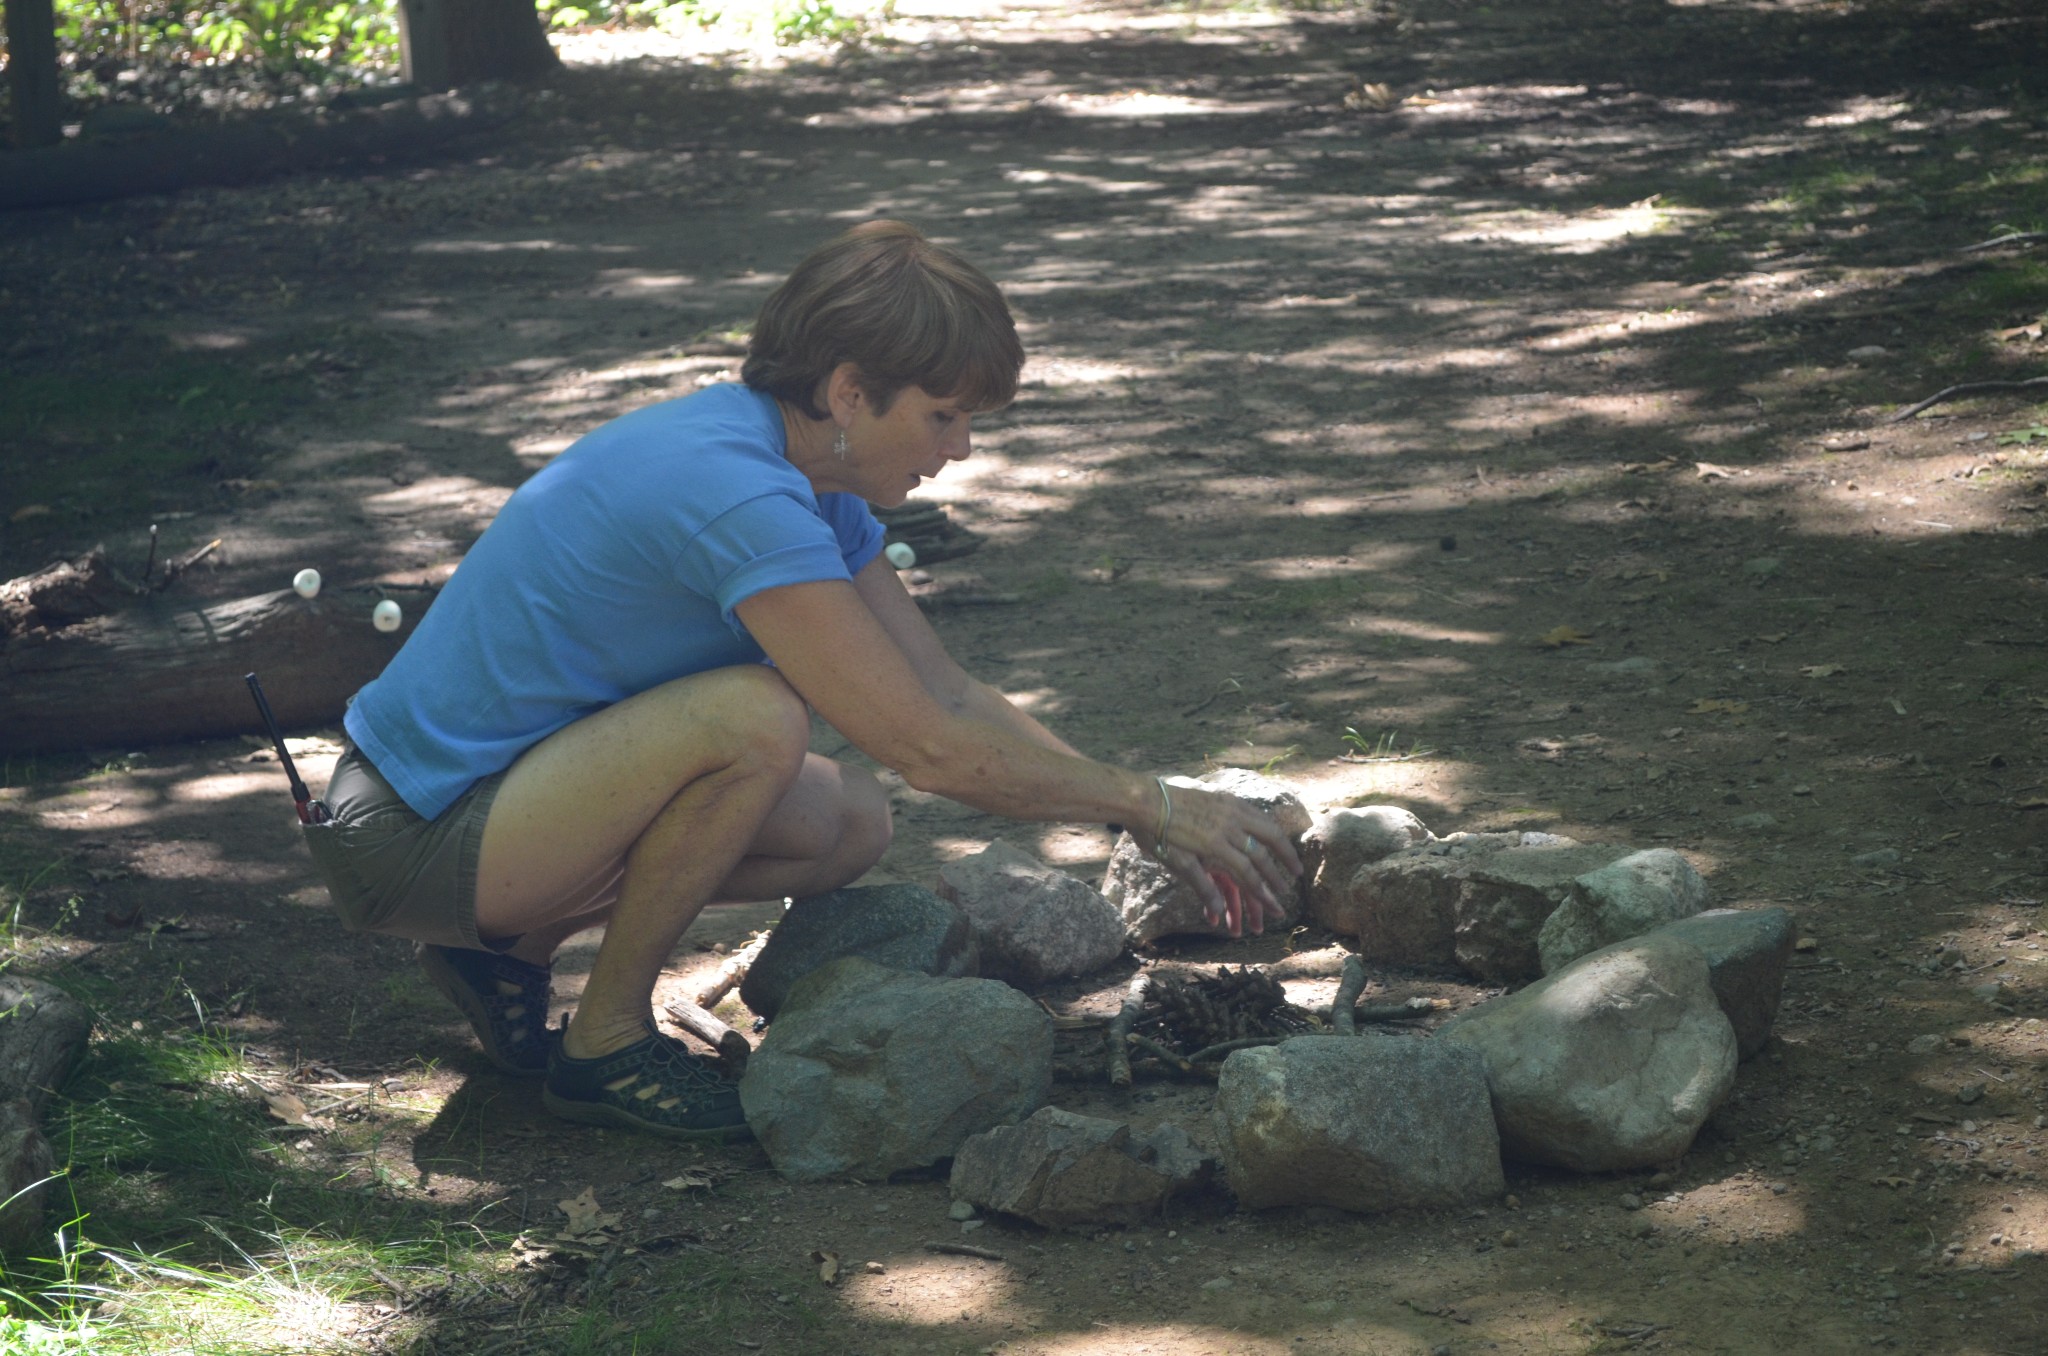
[51,0,397,75]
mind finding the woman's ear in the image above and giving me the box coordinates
[825,362,866,426]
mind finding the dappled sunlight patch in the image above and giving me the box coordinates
[411,238,631,255]
[1444,203,1698,254]
[364,477,511,520]
[1012,1323,1295,1355]
[1805,97,1913,130]
[838,1251,1028,1327]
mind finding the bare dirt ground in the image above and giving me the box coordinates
[4,0,2048,1351]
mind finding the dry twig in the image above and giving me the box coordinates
[1331,955,1368,1034]
[1889,376,2048,423]
[1106,972,1150,1087]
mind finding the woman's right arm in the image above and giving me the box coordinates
[734,577,1300,930]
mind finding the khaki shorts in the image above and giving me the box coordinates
[301,745,505,950]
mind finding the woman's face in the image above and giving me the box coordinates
[848,385,975,507]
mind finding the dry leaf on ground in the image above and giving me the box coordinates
[1800,664,1848,678]
[1540,625,1594,647]
[813,1250,841,1285]
[559,1186,621,1239]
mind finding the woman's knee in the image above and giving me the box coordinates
[839,764,893,868]
[691,666,811,771]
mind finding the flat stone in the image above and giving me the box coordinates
[1441,933,1737,1172]
[1326,834,1627,983]
[1101,769,1312,945]
[1649,907,1794,1060]
[935,839,1125,988]
[1214,1034,1503,1214]
[948,1107,1212,1229]
[740,885,978,1021]
[740,959,1051,1181]
[1537,849,1711,975]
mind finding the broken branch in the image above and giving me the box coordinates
[1106,972,1150,1087]
[689,928,772,1010]
[1888,375,2048,423]
[661,996,751,1074]
[1331,955,1369,1034]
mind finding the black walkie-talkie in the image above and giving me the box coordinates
[244,673,331,824]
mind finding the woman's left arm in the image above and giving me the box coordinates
[849,555,1081,758]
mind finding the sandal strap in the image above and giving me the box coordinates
[543,1025,747,1140]
[418,945,555,1077]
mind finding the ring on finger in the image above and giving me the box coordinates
[1244,835,1259,857]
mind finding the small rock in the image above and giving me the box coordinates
[1956,1083,1986,1106]
[1500,1229,1519,1247]
[1201,1277,1233,1292]
[864,1261,886,1274]
[1969,981,2005,1004]
[1905,1034,1943,1055]
[1729,812,1779,831]
[1794,936,1818,952]
[1618,1193,1643,1211]
[948,1199,977,1222]
[1851,848,1902,870]
[1846,345,1890,361]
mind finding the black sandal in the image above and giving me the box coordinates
[542,1023,750,1142]
[417,944,554,1077]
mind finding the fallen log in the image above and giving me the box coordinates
[0,563,434,754]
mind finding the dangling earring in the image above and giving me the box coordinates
[833,430,850,461]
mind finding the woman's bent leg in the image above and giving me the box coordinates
[474,665,812,1060]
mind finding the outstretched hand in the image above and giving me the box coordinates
[1149,779,1303,938]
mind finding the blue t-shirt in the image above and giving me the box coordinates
[344,384,884,819]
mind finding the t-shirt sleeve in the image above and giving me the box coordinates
[818,491,886,576]
[674,492,862,636]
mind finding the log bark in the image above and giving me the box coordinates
[661,997,751,1074]
[687,928,772,1010]
[0,91,514,212]
[0,570,434,755]
[0,977,91,1118]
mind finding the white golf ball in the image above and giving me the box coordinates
[884,541,917,570]
[371,599,403,633]
[292,568,321,599]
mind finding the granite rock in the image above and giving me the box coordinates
[740,959,1052,1181]
[1101,770,1312,945]
[1215,1034,1503,1214]
[1537,849,1711,974]
[1649,907,1794,1060]
[1441,932,1737,1172]
[741,885,978,1021]
[935,840,1125,988]
[949,1107,1212,1228]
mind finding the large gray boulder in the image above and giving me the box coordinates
[1651,907,1794,1060]
[949,1107,1212,1229]
[1301,806,1433,923]
[1214,1034,1503,1214]
[740,885,978,1020]
[1321,833,1625,983]
[1537,849,1711,975]
[1101,770,1312,945]
[740,959,1052,1181]
[1440,933,1737,1172]
[935,840,1125,988]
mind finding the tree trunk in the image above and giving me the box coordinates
[0,553,437,755]
[400,0,561,93]
[4,0,63,149]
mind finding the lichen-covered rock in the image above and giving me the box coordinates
[1440,933,1737,1172]
[1101,770,1312,945]
[1650,907,1794,1060]
[1214,1034,1503,1214]
[949,1107,1212,1229]
[740,959,1051,1181]
[1537,849,1711,974]
[740,885,977,1021]
[1301,806,1433,924]
[936,840,1125,988]
[1322,833,1625,982]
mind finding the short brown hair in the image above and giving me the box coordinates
[742,220,1024,420]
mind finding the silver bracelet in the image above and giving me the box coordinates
[1153,775,1174,860]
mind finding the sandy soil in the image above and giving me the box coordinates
[3,0,2047,1352]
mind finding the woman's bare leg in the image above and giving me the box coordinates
[473,665,818,1060]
